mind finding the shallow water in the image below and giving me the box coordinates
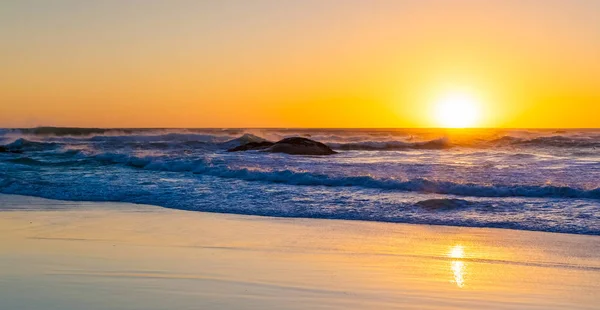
[0,128,599,234]
[1,195,599,310]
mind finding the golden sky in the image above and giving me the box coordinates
[1,0,599,128]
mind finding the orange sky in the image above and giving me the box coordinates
[1,0,599,128]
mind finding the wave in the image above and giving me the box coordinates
[571,151,599,157]
[1,134,230,152]
[190,168,600,200]
[489,135,600,148]
[88,133,226,143]
[1,170,598,235]
[13,127,132,136]
[79,153,600,200]
[328,137,451,150]
[11,127,247,137]
[4,157,90,167]
[6,129,600,153]
[2,138,59,151]
[11,127,202,137]
[222,133,269,146]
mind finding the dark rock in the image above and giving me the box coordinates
[228,137,337,155]
[266,137,336,155]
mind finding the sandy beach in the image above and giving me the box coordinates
[0,194,598,309]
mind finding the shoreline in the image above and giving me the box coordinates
[1,194,599,309]
[1,192,597,237]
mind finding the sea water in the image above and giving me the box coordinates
[0,128,598,235]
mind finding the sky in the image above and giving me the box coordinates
[1,0,599,128]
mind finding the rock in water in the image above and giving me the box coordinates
[266,137,336,155]
[415,199,473,211]
[227,137,336,155]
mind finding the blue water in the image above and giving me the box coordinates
[1,128,599,235]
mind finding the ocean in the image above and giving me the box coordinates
[0,128,598,235]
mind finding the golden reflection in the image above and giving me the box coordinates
[449,244,465,259]
[451,261,466,288]
[449,245,466,288]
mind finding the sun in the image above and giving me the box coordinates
[434,92,481,128]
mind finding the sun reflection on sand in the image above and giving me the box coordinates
[449,245,466,288]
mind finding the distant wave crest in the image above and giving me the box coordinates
[489,135,600,148]
[328,137,451,150]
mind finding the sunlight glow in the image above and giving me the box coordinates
[434,92,481,128]
[449,244,465,259]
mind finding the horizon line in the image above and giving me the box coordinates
[3,126,600,130]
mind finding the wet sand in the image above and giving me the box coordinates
[0,194,599,309]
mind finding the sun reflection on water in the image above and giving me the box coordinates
[449,245,466,288]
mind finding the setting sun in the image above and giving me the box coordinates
[434,92,481,128]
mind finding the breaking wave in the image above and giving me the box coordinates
[3,138,59,151]
[59,153,600,200]
[489,135,600,148]
[328,137,451,150]
[7,127,244,137]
